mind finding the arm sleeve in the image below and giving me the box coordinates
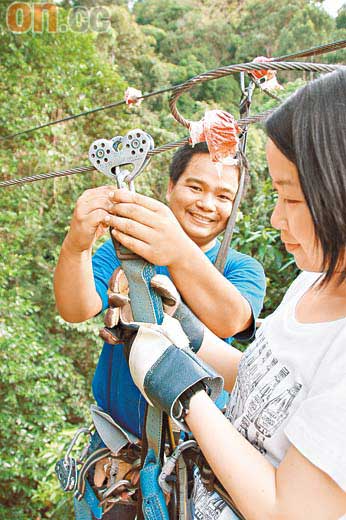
[285,338,346,491]
[223,252,266,342]
[92,239,121,312]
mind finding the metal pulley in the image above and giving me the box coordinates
[88,129,154,188]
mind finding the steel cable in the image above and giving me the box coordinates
[276,38,346,61]
[1,39,345,142]
[0,165,95,187]
[0,113,275,188]
[0,60,343,188]
[169,61,341,128]
[0,85,175,142]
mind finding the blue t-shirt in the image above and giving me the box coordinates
[92,239,265,438]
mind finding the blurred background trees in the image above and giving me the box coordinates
[0,0,344,517]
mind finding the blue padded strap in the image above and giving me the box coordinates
[111,238,164,325]
[84,480,103,519]
[74,480,103,520]
[74,496,93,520]
[140,449,170,520]
[113,239,168,520]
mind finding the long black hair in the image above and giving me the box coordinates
[265,67,346,284]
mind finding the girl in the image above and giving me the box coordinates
[114,67,346,519]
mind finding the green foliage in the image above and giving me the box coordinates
[336,4,346,29]
[0,0,342,517]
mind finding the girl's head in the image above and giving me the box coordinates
[265,67,346,283]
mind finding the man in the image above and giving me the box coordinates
[54,140,265,442]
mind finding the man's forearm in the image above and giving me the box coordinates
[54,237,102,322]
[168,240,252,337]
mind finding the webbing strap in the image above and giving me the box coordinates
[140,449,170,520]
[74,495,93,520]
[177,456,189,520]
[111,237,168,519]
[113,240,164,324]
[145,406,165,458]
[74,480,103,520]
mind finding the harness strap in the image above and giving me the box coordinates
[177,456,189,519]
[90,405,139,454]
[183,448,244,520]
[73,495,93,520]
[213,482,245,520]
[113,239,164,325]
[111,236,170,520]
[145,406,165,458]
[75,447,111,500]
[214,156,247,272]
[140,449,170,520]
[74,479,104,520]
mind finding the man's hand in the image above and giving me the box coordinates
[105,189,190,266]
[54,186,118,321]
[64,185,116,254]
[151,274,205,353]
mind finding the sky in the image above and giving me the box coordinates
[323,0,345,17]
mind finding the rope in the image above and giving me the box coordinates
[0,113,275,188]
[0,58,343,188]
[1,39,345,142]
[169,61,341,128]
[0,85,174,142]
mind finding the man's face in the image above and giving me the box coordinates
[166,153,239,251]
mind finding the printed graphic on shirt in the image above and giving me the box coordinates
[193,326,303,520]
[226,327,302,454]
[192,471,237,520]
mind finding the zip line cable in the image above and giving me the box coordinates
[0,62,341,188]
[277,38,346,61]
[0,85,175,142]
[1,38,345,142]
[0,40,345,189]
[0,111,276,187]
[168,61,340,129]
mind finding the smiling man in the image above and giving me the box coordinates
[54,142,265,519]
[54,141,265,438]
[166,146,239,250]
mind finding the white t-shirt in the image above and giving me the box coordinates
[192,271,346,519]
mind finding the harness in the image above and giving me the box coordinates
[55,67,258,519]
[56,128,180,519]
[0,38,341,520]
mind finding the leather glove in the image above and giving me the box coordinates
[98,270,223,430]
[126,314,223,431]
[150,274,205,353]
[100,271,205,354]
